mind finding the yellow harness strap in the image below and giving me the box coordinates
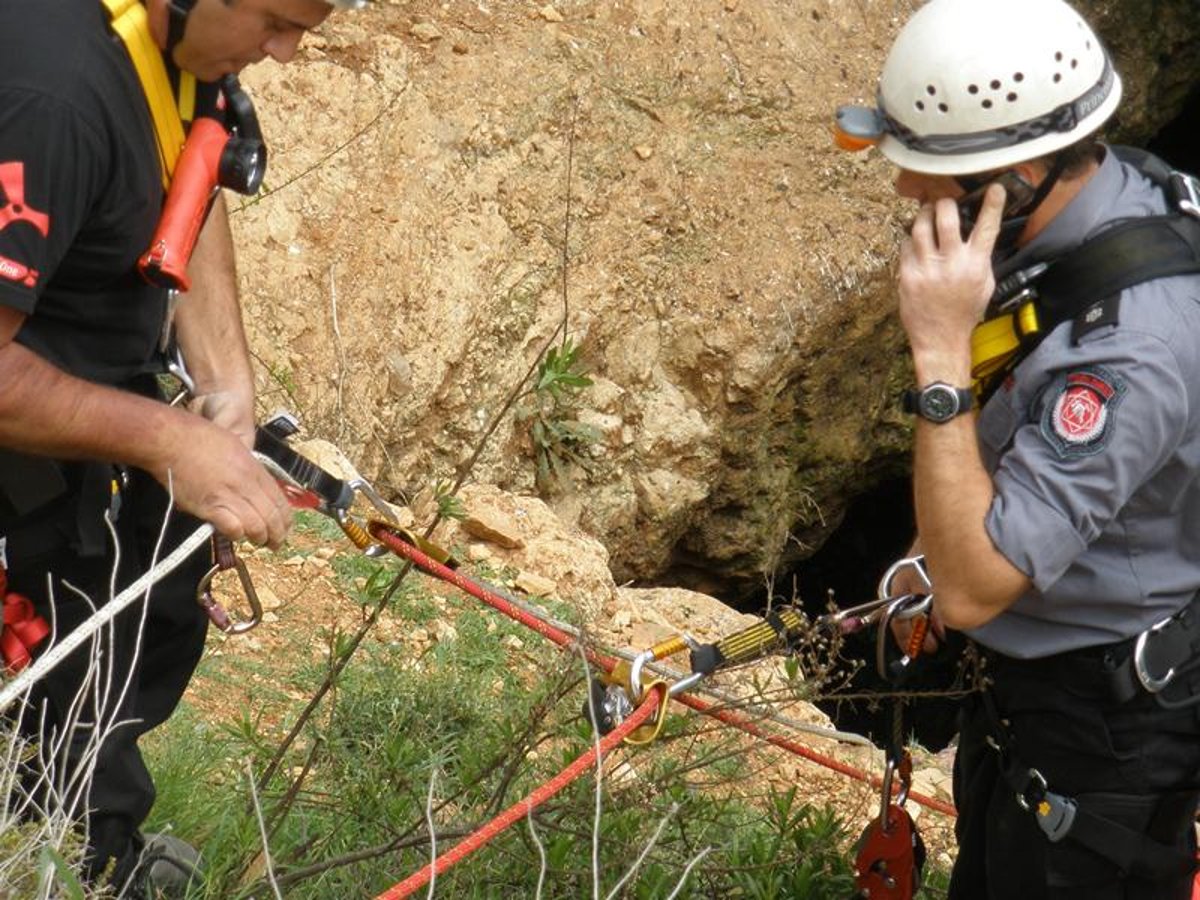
[970,302,1042,395]
[99,0,195,187]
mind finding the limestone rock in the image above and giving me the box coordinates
[615,585,757,644]
[461,503,526,549]
[444,484,616,618]
[514,570,557,597]
[410,22,442,42]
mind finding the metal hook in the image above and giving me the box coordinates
[196,556,262,635]
[877,555,932,602]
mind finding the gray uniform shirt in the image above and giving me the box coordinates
[968,148,1200,659]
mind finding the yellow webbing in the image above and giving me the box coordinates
[970,301,1042,394]
[715,608,806,668]
[99,0,191,187]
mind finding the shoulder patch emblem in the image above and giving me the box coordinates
[1041,368,1124,457]
[0,162,50,237]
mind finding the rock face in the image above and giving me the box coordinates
[233,0,1199,602]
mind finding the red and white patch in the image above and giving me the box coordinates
[0,252,37,288]
[1051,371,1116,444]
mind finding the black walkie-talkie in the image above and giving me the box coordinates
[957,170,1036,239]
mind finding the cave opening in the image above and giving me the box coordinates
[742,473,971,750]
[783,475,915,617]
[1145,84,1200,173]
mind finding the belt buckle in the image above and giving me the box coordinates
[1133,614,1177,693]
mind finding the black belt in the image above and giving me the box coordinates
[1105,591,1200,709]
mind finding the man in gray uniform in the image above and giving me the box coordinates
[834,0,1200,896]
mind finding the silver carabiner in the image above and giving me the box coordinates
[877,555,932,601]
[196,557,262,635]
[1134,615,1178,693]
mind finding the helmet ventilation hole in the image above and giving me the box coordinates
[990,79,1001,90]
[968,84,979,95]
[926,85,937,95]
[916,100,925,110]
[1013,72,1024,83]
[938,103,949,113]
[1054,73,1063,83]
[982,99,993,109]
[1006,92,1018,102]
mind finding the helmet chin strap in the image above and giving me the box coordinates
[957,155,1072,260]
[166,0,198,59]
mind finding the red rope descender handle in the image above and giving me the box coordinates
[375,684,665,900]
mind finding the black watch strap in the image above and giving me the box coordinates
[901,382,974,423]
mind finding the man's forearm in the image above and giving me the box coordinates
[173,192,253,394]
[0,339,185,472]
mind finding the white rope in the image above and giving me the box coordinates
[0,522,213,713]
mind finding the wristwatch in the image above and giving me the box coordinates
[901,382,973,423]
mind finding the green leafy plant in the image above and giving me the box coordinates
[433,478,467,521]
[518,338,602,492]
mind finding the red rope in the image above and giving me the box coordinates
[367,523,956,819]
[670,693,957,817]
[374,685,665,900]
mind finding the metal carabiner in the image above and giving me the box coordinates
[817,595,897,636]
[878,758,896,832]
[1134,615,1178,693]
[877,555,932,602]
[628,634,697,701]
[342,479,401,558]
[196,556,262,635]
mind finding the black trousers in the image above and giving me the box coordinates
[4,464,209,880]
[949,642,1200,899]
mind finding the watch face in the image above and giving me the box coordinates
[921,385,959,422]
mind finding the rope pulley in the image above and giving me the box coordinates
[585,635,706,746]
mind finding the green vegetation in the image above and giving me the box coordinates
[518,338,603,492]
[6,512,949,897]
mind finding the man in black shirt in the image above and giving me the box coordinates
[0,0,362,890]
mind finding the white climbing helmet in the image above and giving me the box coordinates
[834,0,1122,175]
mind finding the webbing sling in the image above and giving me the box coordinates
[98,0,196,187]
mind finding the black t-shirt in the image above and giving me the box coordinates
[0,0,169,385]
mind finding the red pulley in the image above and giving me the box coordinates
[853,803,925,900]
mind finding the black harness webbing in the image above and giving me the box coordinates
[1034,148,1200,326]
[975,147,1200,401]
[979,685,1196,881]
